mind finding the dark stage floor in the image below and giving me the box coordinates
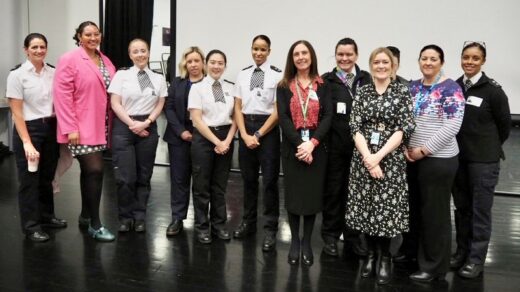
[1,152,520,291]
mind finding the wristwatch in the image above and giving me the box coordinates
[254,131,262,139]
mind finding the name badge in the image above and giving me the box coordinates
[467,96,483,107]
[337,102,346,114]
[309,90,319,101]
[370,132,380,145]
[301,129,310,142]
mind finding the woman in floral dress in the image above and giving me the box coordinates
[346,47,415,284]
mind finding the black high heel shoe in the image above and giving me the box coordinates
[301,245,314,267]
[288,240,300,265]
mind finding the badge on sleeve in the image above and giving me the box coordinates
[301,129,310,142]
[467,96,483,107]
[337,102,346,114]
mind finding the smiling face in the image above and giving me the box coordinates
[335,44,358,73]
[251,38,271,66]
[292,43,312,73]
[185,51,204,79]
[207,53,226,80]
[128,40,150,70]
[78,25,101,52]
[419,49,443,79]
[371,52,393,82]
[24,38,47,66]
[461,46,485,78]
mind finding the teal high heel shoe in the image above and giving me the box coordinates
[88,225,115,242]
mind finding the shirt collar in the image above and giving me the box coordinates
[255,62,269,72]
[464,71,482,85]
[22,59,51,74]
[205,75,221,85]
[131,65,152,75]
[336,66,357,78]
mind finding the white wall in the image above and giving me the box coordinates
[170,0,519,114]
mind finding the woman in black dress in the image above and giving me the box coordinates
[277,40,332,266]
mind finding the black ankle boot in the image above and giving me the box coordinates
[377,255,393,285]
[361,252,376,277]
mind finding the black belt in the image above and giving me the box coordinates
[208,125,231,131]
[26,116,56,124]
[243,114,269,122]
[129,114,152,122]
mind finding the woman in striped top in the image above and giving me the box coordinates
[406,44,465,282]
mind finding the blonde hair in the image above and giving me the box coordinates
[178,46,205,79]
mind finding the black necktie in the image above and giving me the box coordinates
[464,79,473,91]
[212,81,226,103]
[138,70,154,91]
[250,67,264,90]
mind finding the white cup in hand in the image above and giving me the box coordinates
[28,157,39,172]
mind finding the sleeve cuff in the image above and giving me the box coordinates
[311,138,320,147]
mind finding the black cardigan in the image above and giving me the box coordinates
[276,80,333,157]
[456,72,511,162]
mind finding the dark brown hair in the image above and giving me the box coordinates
[279,40,319,88]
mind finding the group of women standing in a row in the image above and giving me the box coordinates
[7,19,510,286]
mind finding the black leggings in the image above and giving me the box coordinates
[77,152,104,229]
[366,235,392,257]
[287,212,316,257]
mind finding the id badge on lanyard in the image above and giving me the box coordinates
[296,80,312,141]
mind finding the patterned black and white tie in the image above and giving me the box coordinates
[250,67,264,90]
[464,79,473,91]
[138,70,154,91]
[346,72,354,88]
[212,81,226,103]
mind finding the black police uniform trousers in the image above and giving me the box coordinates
[452,160,500,264]
[408,156,458,275]
[238,114,280,235]
[13,117,59,234]
[191,126,233,233]
[111,116,158,222]
[168,140,191,221]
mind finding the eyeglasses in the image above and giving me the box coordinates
[463,41,486,49]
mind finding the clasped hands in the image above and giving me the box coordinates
[296,141,314,165]
[129,120,150,137]
[214,140,231,155]
[243,134,260,150]
[363,153,384,180]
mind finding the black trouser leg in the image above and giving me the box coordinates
[209,140,233,231]
[452,162,472,256]
[258,126,280,234]
[133,123,158,221]
[416,156,458,275]
[168,141,191,220]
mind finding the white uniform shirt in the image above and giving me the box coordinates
[6,60,55,121]
[107,66,167,116]
[233,62,282,115]
[188,76,234,127]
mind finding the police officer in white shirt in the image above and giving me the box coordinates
[188,49,237,244]
[6,33,67,242]
[108,38,167,233]
[232,35,283,252]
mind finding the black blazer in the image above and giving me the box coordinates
[163,77,193,145]
[276,80,333,158]
[456,72,511,162]
[321,65,371,152]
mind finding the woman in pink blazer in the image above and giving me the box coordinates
[53,21,116,241]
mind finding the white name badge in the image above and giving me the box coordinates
[337,102,346,114]
[467,96,483,107]
[309,91,319,101]
[370,132,380,145]
[301,129,310,141]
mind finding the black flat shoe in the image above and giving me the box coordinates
[409,271,445,282]
[288,254,299,265]
[301,252,314,267]
[134,220,146,232]
[212,228,231,240]
[323,242,339,257]
[262,234,276,252]
[27,231,50,242]
[198,231,212,244]
[41,217,67,228]
[458,263,483,279]
[166,219,183,236]
[233,222,256,238]
[377,256,393,285]
[118,220,133,233]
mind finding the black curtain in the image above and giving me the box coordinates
[101,0,154,69]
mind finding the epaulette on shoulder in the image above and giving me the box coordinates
[46,63,55,68]
[118,67,130,71]
[270,65,282,73]
[224,79,235,85]
[489,78,501,88]
[10,64,22,71]
[242,65,253,71]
